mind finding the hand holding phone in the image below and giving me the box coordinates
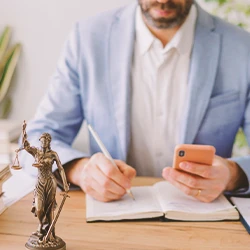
[163,144,244,203]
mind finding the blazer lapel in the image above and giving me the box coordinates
[109,3,137,161]
[179,5,221,144]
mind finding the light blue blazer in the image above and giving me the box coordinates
[21,3,250,194]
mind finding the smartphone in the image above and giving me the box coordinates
[173,144,216,170]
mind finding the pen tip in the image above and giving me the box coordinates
[128,190,135,201]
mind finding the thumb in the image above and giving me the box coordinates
[114,160,137,180]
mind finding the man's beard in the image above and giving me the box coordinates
[138,0,193,29]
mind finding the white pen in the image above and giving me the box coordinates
[87,124,135,200]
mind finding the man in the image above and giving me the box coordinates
[21,0,250,203]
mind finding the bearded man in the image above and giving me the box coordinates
[21,0,250,203]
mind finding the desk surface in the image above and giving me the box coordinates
[0,177,249,250]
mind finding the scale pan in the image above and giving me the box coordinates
[32,163,42,168]
[11,165,22,170]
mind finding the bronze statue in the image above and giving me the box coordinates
[13,121,69,250]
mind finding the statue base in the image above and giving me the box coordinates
[25,234,66,250]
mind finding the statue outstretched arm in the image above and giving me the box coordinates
[21,120,37,157]
[54,152,69,192]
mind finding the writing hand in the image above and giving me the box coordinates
[162,155,247,202]
[68,153,136,202]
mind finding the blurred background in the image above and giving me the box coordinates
[0,0,249,153]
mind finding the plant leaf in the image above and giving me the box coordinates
[0,27,11,62]
[0,43,21,103]
[0,40,18,81]
[234,128,248,148]
[0,96,11,118]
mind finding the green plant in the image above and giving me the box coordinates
[234,128,248,148]
[204,0,250,31]
[0,26,21,118]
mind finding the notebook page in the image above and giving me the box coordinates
[3,169,36,207]
[153,181,234,213]
[86,186,162,219]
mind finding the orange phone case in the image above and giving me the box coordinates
[173,144,216,170]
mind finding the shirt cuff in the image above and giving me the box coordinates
[224,156,250,196]
[53,169,80,191]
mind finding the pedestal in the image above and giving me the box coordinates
[25,234,66,250]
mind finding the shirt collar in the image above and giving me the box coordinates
[136,4,197,56]
[135,6,155,55]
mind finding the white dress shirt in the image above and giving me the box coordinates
[127,5,197,176]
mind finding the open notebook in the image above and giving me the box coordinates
[86,181,239,222]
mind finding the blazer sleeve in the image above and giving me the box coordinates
[227,51,250,196]
[19,23,89,176]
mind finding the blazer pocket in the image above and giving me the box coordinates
[208,90,239,109]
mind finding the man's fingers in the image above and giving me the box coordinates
[163,167,212,190]
[93,153,131,189]
[115,160,137,180]
[88,163,126,196]
[92,178,124,201]
[84,184,121,202]
[82,153,135,202]
[162,168,222,202]
[179,161,218,179]
[162,171,202,198]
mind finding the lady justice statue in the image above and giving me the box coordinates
[13,121,69,250]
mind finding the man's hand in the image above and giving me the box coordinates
[65,153,136,202]
[162,155,248,202]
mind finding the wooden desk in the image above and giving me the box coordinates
[0,177,249,250]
